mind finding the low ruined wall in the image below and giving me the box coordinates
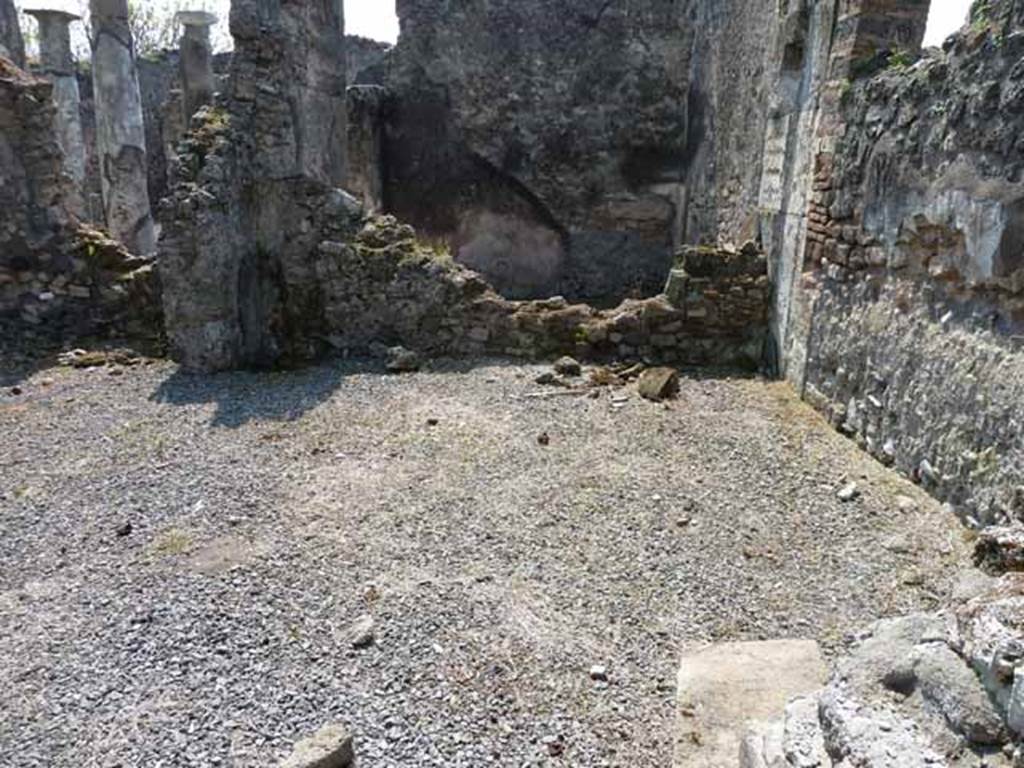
[314,220,770,369]
[0,58,160,346]
[790,9,1024,524]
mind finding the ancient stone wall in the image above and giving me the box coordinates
[778,2,1024,524]
[71,34,381,215]
[159,0,349,371]
[315,219,769,369]
[346,35,390,84]
[383,0,695,303]
[0,57,160,346]
[680,0,779,245]
[73,51,232,222]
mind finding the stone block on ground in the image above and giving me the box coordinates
[281,723,354,768]
[674,639,827,768]
[385,346,422,373]
[639,367,680,401]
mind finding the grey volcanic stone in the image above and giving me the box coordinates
[385,347,422,374]
[553,356,582,377]
[750,572,1024,768]
[975,525,1024,574]
[159,0,348,371]
[912,642,1006,745]
[281,723,354,768]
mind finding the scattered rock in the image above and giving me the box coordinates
[537,432,550,446]
[638,367,679,402]
[281,723,354,768]
[553,356,582,377]
[535,371,559,385]
[589,664,609,682]
[542,734,565,757]
[837,483,860,502]
[426,417,439,427]
[895,495,917,512]
[974,524,1024,574]
[384,346,422,373]
[348,615,376,649]
[115,522,133,537]
[9,385,22,396]
[58,348,142,369]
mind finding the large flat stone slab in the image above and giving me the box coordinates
[674,639,828,768]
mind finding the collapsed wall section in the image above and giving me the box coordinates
[314,223,769,369]
[0,57,160,347]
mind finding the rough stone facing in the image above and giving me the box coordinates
[384,0,694,302]
[0,57,160,344]
[159,0,348,371]
[788,4,1024,525]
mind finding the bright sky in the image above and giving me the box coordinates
[924,0,972,46]
[347,0,399,43]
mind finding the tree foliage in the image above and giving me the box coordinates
[17,0,232,61]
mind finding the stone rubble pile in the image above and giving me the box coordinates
[744,541,1024,768]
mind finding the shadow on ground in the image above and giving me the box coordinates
[149,360,371,428]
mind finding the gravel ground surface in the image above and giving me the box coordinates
[0,356,969,767]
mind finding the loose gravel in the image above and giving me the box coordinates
[0,357,969,767]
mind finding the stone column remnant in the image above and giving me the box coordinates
[89,0,156,254]
[26,8,87,215]
[175,10,217,126]
[0,0,24,67]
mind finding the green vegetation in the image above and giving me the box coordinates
[970,0,994,34]
[886,49,914,71]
